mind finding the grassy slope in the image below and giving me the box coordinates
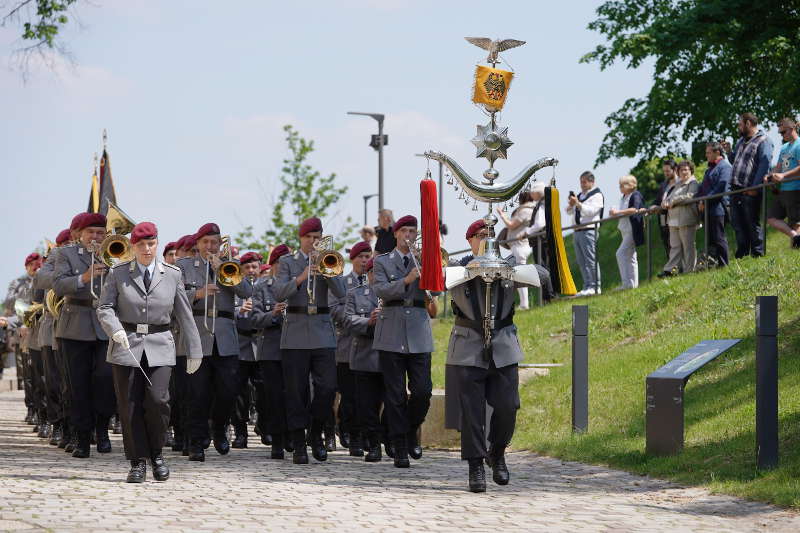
[432,232,800,508]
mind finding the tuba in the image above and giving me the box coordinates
[307,235,344,306]
[46,289,63,319]
[90,202,136,299]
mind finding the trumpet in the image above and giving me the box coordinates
[307,235,344,307]
[204,235,243,334]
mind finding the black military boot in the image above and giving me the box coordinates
[468,458,487,493]
[126,460,146,483]
[58,424,71,449]
[407,427,422,460]
[25,407,34,424]
[164,426,175,448]
[64,432,78,453]
[96,421,112,453]
[392,437,410,468]
[270,433,284,460]
[151,452,170,481]
[384,438,395,458]
[291,430,308,464]
[231,424,248,449]
[486,446,510,485]
[212,426,230,455]
[49,424,62,446]
[181,434,190,456]
[283,432,294,453]
[338,427,351,449]
[348,433,364,457]
[364,434,382,463]
[310,428,328,462]
[38,421,52,439]
[323,424,336,452]
[72,431,91,458]
[188,439,205,462]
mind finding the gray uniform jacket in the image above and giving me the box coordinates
[345,284,380,373]
[447,274,526,369]
[332,271,364,363]
[372,250,436,354]
[33,251,57,348]
[273,251,346,350]
[177,256,250,357]
[53,244,108,342]
[235,277,259,361]
[97,260,202,367]
[250,277,284,361]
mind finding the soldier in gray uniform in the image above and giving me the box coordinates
[177,222,250,462]
[330,240,372,455]
[249,244,290,459]
[5,267,35,422]
[53,212,116,458]
[97,222,203,483]
[447,219,533,493]
[372,215,438,468]
[24,252,49,439]
[273,217,346,464]
[231,252,265,449]
[344,257,383,462]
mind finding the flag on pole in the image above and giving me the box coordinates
[87,163,100,213]
[95,147,117,216]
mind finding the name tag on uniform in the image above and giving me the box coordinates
[194,260,200,267]
[364,288,370,295]
[78,248,84,255]
[136,324,149,334]
[265,305,272,311]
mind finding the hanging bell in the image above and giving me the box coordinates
[471,201,479,211]
[502,203,508,212]
[458,191,465,200]
[446,173,454,185]
[464,197,470,205]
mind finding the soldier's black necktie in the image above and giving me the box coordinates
[403,256,410,269]
[143,269,151,291]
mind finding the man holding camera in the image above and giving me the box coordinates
[566,172,604,296]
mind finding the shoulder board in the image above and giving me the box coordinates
[292,251,300,259]
[111,260,132,270]
[163,262,181,272]
[377,251,391,257]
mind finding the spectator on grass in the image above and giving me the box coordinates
[765,117,800,249]
[651,159,678,257]
[660,161,699,276]
[609,175,645,289]
[566,171,604,296]
[497,190,537,309]
[697,142,732,266]
[374,209,396,254]
[360,225,377,252]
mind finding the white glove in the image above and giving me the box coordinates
[186,357,202,375]
[111,330,130,350]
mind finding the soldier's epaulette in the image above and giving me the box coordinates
[163,262,181,272]
[112,260,132,270]
[376,251,391,257]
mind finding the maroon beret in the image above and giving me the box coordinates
[268,244,291,265]
[24,252,42,266]
[239,251,263,265]
[349,241,372,260]
[298,217,323,237]
[365,258,375,272]
[392,215,418,233]
[56,229,71,246]
[130,222,158,244]
[72,212,107,232]
[259,264,271,273]
[195,222,221,240]
[465,219,487,240]
[162,242,178,256]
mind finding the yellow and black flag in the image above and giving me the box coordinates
[544,186,577,296]
[87,148,117,215]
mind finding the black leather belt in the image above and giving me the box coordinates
[237,328,258,336]
[65,297,93,307]
[121,322,171,334]
[454,315,514,334]
[287,306,329,315]
[383,299,426,308]
[193,309,234,320]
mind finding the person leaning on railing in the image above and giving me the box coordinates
[650,159,678,258]
[609,175,645,290]
[697,142,732,267]
[765,117,800,250]
[660,161,700,277]
[496,190,536,309]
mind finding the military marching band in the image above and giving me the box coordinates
[2,211,524,493]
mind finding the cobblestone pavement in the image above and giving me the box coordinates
[1,390,799,532]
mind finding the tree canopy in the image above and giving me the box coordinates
[582,0,800,165]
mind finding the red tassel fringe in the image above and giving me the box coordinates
[420,179,444,291]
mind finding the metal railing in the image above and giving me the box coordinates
[444,173,800,307]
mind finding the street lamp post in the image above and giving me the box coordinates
[363,193,378,225]
[347,112,386,210]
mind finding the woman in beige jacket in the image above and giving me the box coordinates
[660,161,700,275]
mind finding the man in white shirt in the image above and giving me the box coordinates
[566,171,604,296]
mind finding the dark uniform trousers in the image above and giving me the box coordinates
[61,339,115,432]
[168,371,179,431]
[335,362,356,435]
[15,346,32,408]
[258,360,287,437]
[57,339,72,430]
[453,361,519,460]
[281,348,336,432]
[42,345,64,425]
[28,349,48,423]
[379,351,432,439]
[232,360,266,434]
[112,352,172,460]
[187,341,239,444]
[354,371,384,439]
[173,357,190,444]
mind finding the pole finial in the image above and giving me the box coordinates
[102,129,108,149]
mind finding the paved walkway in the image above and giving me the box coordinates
[1,390,798,532]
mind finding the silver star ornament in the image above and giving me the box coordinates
[471,123,513,163]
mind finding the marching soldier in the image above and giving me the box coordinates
[169,233,194,452]
[97,222,203,482]
[372,215,436,468]
[161,240,179,448]
[4,259,36,423]
[447,219,533,493]
[331,240,372,455]
[273,217,346,464]
[231,251,265,448]
[178,222,250,462]
[344,257,384,462]
[53,212,116,458]
[162,241,178,265]
[23,253,49,438]
[250,244,290,458]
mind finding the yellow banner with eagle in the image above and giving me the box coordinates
[472,65,514,110]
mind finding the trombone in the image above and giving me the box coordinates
[307,235,344,307]
[203,235,244,334]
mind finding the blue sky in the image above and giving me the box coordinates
[0,0,777,287]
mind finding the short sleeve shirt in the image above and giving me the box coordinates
[778,139,800,191]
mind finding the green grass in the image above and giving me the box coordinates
[432,231,800,508]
